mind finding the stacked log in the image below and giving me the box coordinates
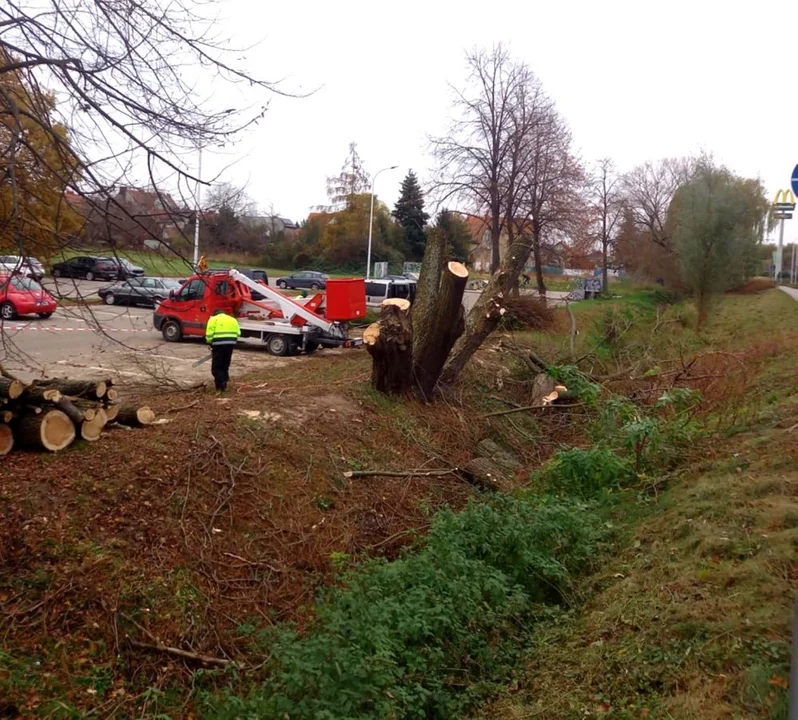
[0,377,154,455]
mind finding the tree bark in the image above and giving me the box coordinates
[532,226,547,297]
[440,238,534,386]
[54,397,86,425]
[38,379,107,400]
[412,261,468,400]
[116,406,155,427]
[23,386,62,404]
[0,423,13,456]
[364,299,413,395]
[16,409,75,451]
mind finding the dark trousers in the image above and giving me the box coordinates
[211,344,234,391]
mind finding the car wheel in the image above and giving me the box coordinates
[162,319,183,342]
[266,334,290,356]
[310,283,320,291]
[53,268,61,278]
[277,281,287,289]
[0,302,16,321]
[86,271,95,281]
[103,292,115,306]
[37,312,53,319]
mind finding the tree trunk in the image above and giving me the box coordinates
[0,378,26,401]
[364,299,413,395]
[532,227,547,297]
[24,386,62,404]
[602,241,609,294]
[412,261,468,400]
[440,237,534,386]
[16,409,75,451]
[54,397,87,425]
[38,379,107,400]
[0,423,13,456]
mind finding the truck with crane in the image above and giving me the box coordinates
[153,269,366,356]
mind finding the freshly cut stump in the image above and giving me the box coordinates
[17,409,75,451]
[0,424,13,456]
[364,299,413,395]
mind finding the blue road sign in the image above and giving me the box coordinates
[792,164,798,195]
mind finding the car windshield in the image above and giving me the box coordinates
[10,277,42,291]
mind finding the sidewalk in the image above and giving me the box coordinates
[778,285,798,301]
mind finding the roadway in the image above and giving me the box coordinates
[1,278,569,385]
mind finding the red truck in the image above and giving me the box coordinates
[153,269,366,356]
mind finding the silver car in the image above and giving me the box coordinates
[0,255,46,281]
[97,277,182,307]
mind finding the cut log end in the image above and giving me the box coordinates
[447,261,469,279]
[362,323,381,347]
[104,404,119,422]
[116,406,156,427]
[18,409,75,452]
[0,378,25,401]
[81,408,108,442]
[381,298,411,312]
[0,424,13,456]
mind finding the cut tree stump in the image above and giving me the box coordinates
[364,299,413,395]
[16,409,75,451]
[412,260,469,400]
[0,377,25,401]
[0,423,13,456]
[80,408,108,441]
[39,379,107,400]
[116,406,155,427]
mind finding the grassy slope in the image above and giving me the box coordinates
[484,289,798,719]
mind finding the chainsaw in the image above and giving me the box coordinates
[192,354,213,368]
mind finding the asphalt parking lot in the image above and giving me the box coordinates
[2,277,568,386]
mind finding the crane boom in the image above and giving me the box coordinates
[228,268,334,333]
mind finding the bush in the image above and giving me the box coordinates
[206,495,601,719]
[537,447,635,499]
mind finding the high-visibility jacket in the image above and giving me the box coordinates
[205,312,240,346]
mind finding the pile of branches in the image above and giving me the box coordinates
[0,377,154,455]
[500,295,556,331]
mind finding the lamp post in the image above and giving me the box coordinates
[366,165,398,279]
[193,146,203,268]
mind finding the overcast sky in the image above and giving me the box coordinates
[196,0,798,244]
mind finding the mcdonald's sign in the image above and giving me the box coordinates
[773,189,796,207]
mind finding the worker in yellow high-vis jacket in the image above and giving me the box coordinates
[205,309,241,392]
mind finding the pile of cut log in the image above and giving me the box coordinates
[0,377,155,456]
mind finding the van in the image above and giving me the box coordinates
[364,278,416,308]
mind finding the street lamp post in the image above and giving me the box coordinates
[193,146,203,269]
[366,165,398,279]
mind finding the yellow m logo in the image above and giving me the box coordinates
[773,189,796,205]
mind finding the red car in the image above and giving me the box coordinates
[0,274,57,320]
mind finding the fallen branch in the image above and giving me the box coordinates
[128,639,239,668]
[344,468,458,479]
[481,402,583,419]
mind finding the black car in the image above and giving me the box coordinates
[101,257,145,279]
[275,270,327,291]
[98,277,182,306]
[51,256,119,281]
[238,268,269,300]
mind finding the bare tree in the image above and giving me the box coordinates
[623,158,692,253]
[0,0,287,374]
[588,158,624,292]
[430,44,527,273]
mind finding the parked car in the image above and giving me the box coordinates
[97,277,182,307]
[51,256,119,281]
[237,268,269,300]
[101,257,145,279]
[0,274,57,320]
[275,271,327,291]
[0,255,46,281]
[364,278,417,307]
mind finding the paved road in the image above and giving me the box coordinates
[3,277,570,385]
[778,285,798,301]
